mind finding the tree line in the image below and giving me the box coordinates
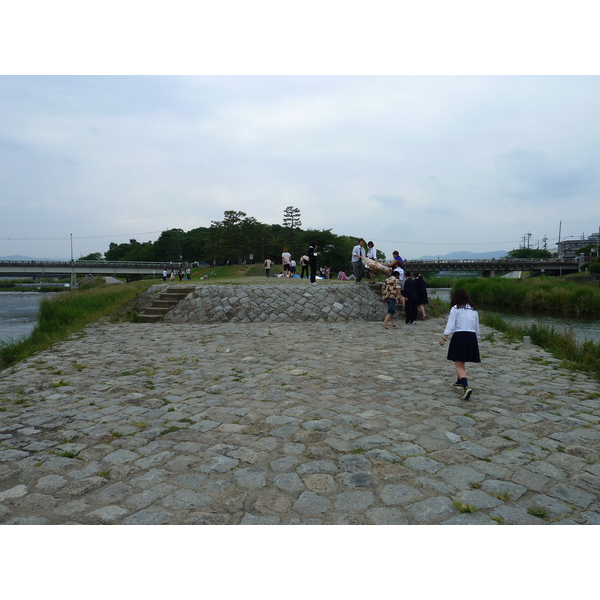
[79,208,386,271]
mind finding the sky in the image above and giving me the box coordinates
[1,3,599,262]
[2,74,599,262]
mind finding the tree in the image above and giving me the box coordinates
[283,206,302,229]
[507,248,552,259]
[154,229,184,262]
[283,206,302,256]
[78,252,103,261]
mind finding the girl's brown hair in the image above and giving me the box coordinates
[450,288,476,310]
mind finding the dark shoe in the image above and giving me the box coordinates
[461,386,473,401]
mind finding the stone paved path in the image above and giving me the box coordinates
[1,316,599,524]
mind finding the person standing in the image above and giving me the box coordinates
[281,247,291,277]
[264,257,273,277]
[299,254,310,278]
[366,241,377,283]
[415,273,429,319]
[392,257,406,310]
[381,271,401,328]
[439,288,481,401]
[402,271,418,324]
[351,238,366,283]
[308,243,319,284]
[162,269,168,282]
[290,258,297,277]
[186,267,191,280]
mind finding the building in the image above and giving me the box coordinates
[557,231,600,258]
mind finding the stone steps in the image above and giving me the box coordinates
[138,286,194,323]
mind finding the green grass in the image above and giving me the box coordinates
[455,276,600,315]
[480,312,600,379]
[0,279,153,371]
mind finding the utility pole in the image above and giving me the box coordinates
[70,233,77,290]
[542,235,548,250]
[527,232,532,249]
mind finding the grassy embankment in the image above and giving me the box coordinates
[0,278,155,371]
[452,277,600,378]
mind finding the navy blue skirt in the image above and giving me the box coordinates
[447,331,481,363]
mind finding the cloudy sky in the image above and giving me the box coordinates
[1,1,599,262]
[1,75,599,261]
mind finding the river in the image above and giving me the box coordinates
[0,292,46,343]
[428,288,600,345]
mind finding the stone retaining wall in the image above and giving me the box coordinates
[159,283,383,323]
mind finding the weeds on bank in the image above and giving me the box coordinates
[456,276,600,315]
[479,312,600,379]
[0,280,152,371]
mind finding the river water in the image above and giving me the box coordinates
[0,292,46,343]
[428,288,600,345]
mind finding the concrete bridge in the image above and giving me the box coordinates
[0,260,183,280]
[400,257,580,276]
[0,257,582,281]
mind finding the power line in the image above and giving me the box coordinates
[0,231,163,242]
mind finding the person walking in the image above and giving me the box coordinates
[439,288,481,401]
[351,238,366,283]
[381,271,401,328]
[307,243,319,284]
[264,257,273,277]
[415,272,429,319]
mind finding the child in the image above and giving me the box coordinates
[439,288,481,400]
[381,271,401,328]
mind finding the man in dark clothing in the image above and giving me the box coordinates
[402,271,418,324]
[308,244,318,284]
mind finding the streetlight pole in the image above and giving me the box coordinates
[70,234,76,289]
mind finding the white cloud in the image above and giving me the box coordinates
[1,75,600,260]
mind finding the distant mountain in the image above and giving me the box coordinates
[415,250,507,260]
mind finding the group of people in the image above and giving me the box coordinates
[268,238,481,401]
[264,245,320,284]
[381,270,429,326]
[162,268,192,282]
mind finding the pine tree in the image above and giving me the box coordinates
[283,206,302,229]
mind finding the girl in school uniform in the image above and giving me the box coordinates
[439,288,481,401]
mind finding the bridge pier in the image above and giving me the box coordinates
[70,273,77,289]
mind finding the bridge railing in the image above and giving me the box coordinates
[0,260,185,269]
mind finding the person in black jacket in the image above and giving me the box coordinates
[308,244,319,284]
[402,271,418,324]
[415,272,429,319]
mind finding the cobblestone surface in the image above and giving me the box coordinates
[1,289,599,524]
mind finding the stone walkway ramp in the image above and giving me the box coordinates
[1,316,599,524]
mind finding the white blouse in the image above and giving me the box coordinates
[444,305,480,338]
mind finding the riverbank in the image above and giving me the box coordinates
[456,276,600,315]
[1,315,599,525]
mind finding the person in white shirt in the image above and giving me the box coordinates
[439,288,481,401]
[366,241,378,283]
[351,238,366,283]
[281,248,291,277]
